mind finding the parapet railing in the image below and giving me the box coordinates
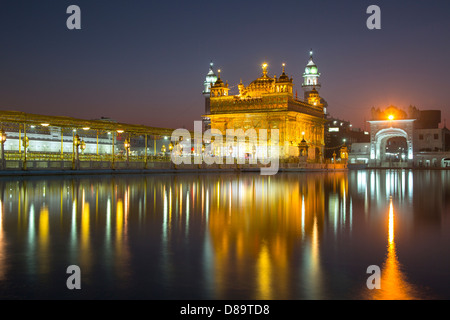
[0,151,347,171]
[4,151,172,163]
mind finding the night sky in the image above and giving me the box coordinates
[1,0,450,130]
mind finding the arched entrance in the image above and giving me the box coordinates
[368,119,415,167]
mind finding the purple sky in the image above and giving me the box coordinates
[1,0,449,131]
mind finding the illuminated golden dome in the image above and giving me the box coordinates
[248,76,274,87]
[247,63,275,94]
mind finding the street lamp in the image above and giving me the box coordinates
[22,136,29,149]
[80,140,86,152]
[340,145,349,163]
[0,129,6,169]
[124,138,130,164]
[73,134,81,169]
[0,130,6,143]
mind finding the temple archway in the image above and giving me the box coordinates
[368,119,415,167]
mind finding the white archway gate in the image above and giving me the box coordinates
[368,119,415,167]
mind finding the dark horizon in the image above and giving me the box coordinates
[1,0,449,131]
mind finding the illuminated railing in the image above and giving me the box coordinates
[1,151,342,171]
[4,151,173,163]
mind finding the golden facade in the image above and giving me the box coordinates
[204,63,326,161]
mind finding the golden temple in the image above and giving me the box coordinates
[202,54,326,162]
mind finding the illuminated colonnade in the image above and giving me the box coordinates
[0,110,177,168]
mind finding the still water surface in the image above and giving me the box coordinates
[0,170,449,299]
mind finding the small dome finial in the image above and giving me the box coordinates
[262,62,268,76]
[282,63,286,74]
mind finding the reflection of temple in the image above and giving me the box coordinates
[3,171,446,299]
[206,175,325,299]
[0,172,357,299]
[202,52,326,161]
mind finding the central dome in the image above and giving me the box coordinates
[249,75,274,87]
[247,63,275,93]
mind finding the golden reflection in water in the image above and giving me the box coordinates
[115,194,131,283]
[257,243,272,300]
[208,175,327,300]
[81,189,90,267]
[0,199,4,280]
[0,174,356,299]
[116,199,123,245]
[369,198,420,300]
[307,215,322,299]
[39,206,49,273]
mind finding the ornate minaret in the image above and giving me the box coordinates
[302,49,321,99]
[203,61,218,95]
[203,61,218,131]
